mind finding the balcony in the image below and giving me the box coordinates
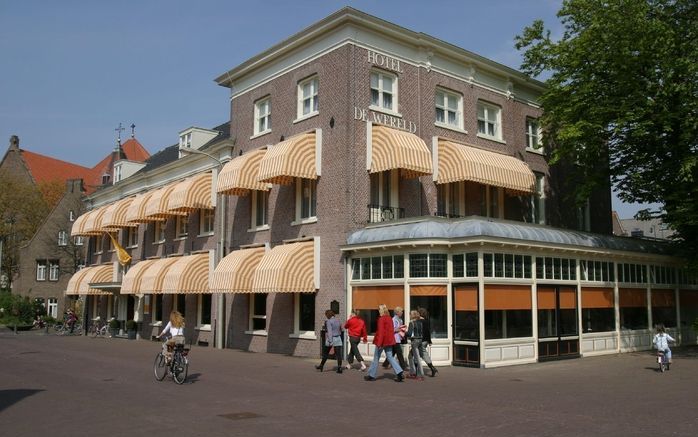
[367,204,404,223]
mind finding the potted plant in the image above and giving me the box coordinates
[126,319,137,340]
[108,318,120,337]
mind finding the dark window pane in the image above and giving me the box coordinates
[393,255,404,278]
[454,311,478,341]
[559,308,578,336]
[524,256,532,279]
[466,253,478,277]
[382,256,393,279]
[253,294,267,316]
[582,308,615,333]
[494,253,504,277]
[361,258,371,280]
[536,257,544,279]
[177,294,186,317]
[409,254,428,277]
[200,295,212,325]
[430,254,447,277]
[299,293,315,331]
[620,307,648,330]
[504,254,514,278]
[351,259,360,280]
[453,254,464,278]
[371,257,382,279]
[484,253,493,277]
[485,310,532,339]
[154,295,163,322]
[410,296,447,338]
[538,309,557,337]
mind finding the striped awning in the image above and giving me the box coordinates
[71,211,91,237]
[161,253,211,294]
[258,131,317,185]
[65,265,113,296]
[210,247,265,293]
[436,139,535,194]
[251,241,316,293]
[125,191,157,224]
[100,197,136,231]
[82,207,109,235]
[369,125,432,178]
[168,172,214,213]
[120,259,159,295]
[216,149,271,196]
[138,257,180,294]
[144,183,186,220]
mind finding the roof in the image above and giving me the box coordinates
[21,149,92,185]
[133,144,180,175]
[87,138,150,190]
[345,216,673,256]
[200,121,231,152]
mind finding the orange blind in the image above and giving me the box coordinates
[582,288,614,309]
[352,285,404,310]
[651,290,675,307]
[454,285,478,311]
[537,287,556,310]
[619,288,647,308]
[410,285,447,296]
[485,285,531,310]
[680,290,698,307]
[559,287,577,309]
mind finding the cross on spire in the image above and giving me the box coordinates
[115,122,125,146]
[130,123,136,138]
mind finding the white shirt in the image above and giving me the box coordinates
[653,333,675,351]
[160,321,184,338]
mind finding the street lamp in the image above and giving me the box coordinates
[178,146,231,349]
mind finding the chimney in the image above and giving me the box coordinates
[9,135,19,150]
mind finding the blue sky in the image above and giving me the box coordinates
[0,0,651,218]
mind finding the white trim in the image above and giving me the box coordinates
[195,325,212,332]
[289,332,318,340]
[435,122,468,135]
[249,129,271,140]
[293,112,319,124]
[247,224,271,233]
[435,87,464,130]
[366,121,373,171]
[297,75,319,119]
[290,217,318,226]
[253,96,271,137]
[368,105,403,119]
[369,69,398,113]
[245,330,268,336]
[525,147,544,155]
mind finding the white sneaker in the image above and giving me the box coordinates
[360,363,367,371]
[345,364,352,370]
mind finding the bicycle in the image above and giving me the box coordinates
[54,321,83,335]
[154,340,189,384]
[89,317,111,338]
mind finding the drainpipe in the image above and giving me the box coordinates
[216,192,227,349]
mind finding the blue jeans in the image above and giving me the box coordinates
[660,348,672,361]
[367,346,403,377]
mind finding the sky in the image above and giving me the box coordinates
[0,0,653,218]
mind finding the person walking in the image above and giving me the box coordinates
[406,310,425,380]
[365,304,404,382]
[344,309,368,371]
[383,306,407,371]
[316,310,344,373]
[418,307,438,377]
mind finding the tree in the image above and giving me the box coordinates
[515,0,698,266]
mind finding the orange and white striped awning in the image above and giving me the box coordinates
[251,241,316,293]
[144,183,186,220]
[138,257,180,294]
[210,247,265,293]
[65,265,113,296]
[125,191,159,224]
[436,139,535,194]
[161,253,211,294]
[168,172,214,213]
[369,125,432,178]
[258,131,318,185]
[81,206,109,235]
[120,259,159,295]
[71,211,91,237]
[216,149,271,196]
[99,197,136,231]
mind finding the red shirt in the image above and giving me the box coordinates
[372,315,397,347]
[344,316,367,342]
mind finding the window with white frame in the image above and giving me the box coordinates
[254,97,271,135]
[581,260,615,282]
[74,236,84,246]
[452,252,479,278]
[370,70,396,112]
[36,261,47,281]
[199,209,214,235]
[526,118,542,151]
[297,76,319,118]
[47,298,58,318]
[49,261,60,281]
[295,293,315,334]
[535,257,578,280]
[179,132,192,148]
[480,185,504,219]
[531,173,546,224]
[483,253,533,279]
[197,294,212,328]
[435,88,463,129]
[152,294,163,324]
[408,253,448,278]
[126,227,138,248]
[296,178,317,221]
[251,190,268,228]
[114,164,122,183]
[153,221,166,244]
[351,255,404,281]
[477,101,502,140]
[57,230,68,246]
[69,210,75,221]
[250,293,268,331]
[369,170,399,222]
[94,235,103,253]
[437,182,465,218]
[175,215,189,238]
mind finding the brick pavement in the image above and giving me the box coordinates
[1,330,697,437]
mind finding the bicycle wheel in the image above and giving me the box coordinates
[172,355,188,385]
[154,353,167,381]
[54,323,64,334]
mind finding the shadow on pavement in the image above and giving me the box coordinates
[0,389,44,412]
[185,373,201,384]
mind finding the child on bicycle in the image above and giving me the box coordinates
[157,311,185,361]
[653,324,676,364]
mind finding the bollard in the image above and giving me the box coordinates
[45,324,49,334]
[14,324,18,335]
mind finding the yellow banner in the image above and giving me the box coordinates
[107,232,132,267]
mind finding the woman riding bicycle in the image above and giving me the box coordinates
[157,311,185,359]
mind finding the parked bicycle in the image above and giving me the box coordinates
[153,340,189,384]
[54,321,83,335]
[89,316,112,338]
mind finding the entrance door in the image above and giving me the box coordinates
[452,284,479,366]
[537,286,579,360]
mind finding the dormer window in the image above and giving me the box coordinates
[101,174,111,185]
[114,164,123,183]
[179,132,192,148]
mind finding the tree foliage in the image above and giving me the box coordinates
[516,0,698,265]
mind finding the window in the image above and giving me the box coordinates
[175,215,188,238]
[454,285,479,341]
[581,260,615,282]
[477,101,502,140]
[297,76,319,118]
[174,294,186,317]
[296,293,315,333]
[69,210,75,222]
[651,265,674,285]
[483,253,532,279]
[435,88,462,129]
[36,261,47,281]
[535,257,577,281]
[531,173,546,224]
[199,209,214,235]
[369,170,399,223]
[620,289,648,330]
[410,294,448,339]
[484,286,532,339]
[651,290,677,328]
[254,97,271,135]
[94,235,103,254]
[198,294,212,328]
[351,255,403,281]
[526,118,542,151]
[251,190,268,228]
[250,293,268,331]
[409,253,447,278]
[179,132,192,148]
[114,165,123,183]
[49,261,60,281]
[153,221,165,244]
[453,252,479,278]
[152,294,163,324]
[618,263,647,284]
[47,298,58,318]
[126,227,138,248]
[436,182,464,218]
[582,288,615,333]
[296,178,317,221]
[370,70,397,112]
[57,230,68,246]
[74,236,84,246]
[480,185,504,219]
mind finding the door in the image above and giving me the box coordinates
[452,284,479,366]
[537,286,579,360]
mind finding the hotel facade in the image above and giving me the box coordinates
[69,8,697,367]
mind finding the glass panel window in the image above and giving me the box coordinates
[153,294,163,323]
[94,235,103,253]
[297,178,317,220]
[198,294,211,326]
[74,236,84,246]
[531,173,546,224]
[370,71,396,111]
[153,221,165,243]
[453,254,464,277]
[409,254,428,278]
[466,252,478,277]
[298,293,315,332]
[381,256,393,279]
[435,89,462,128]
[57,231,68,246]
[429,254,447,277]
[126,227,138,248]
[477,101,502,140]
[361,258,371,280]
[36,261,47,281]
[49,261,60,281]
[393,255,404,278]
[176,215,188,238]
[252,190,268,228]
[250,293,268,331]
[254,97,271,135]
[410,296,447,339]
[526,118,542,150]
[199,209,214,235]
[298,76,319,117]
[371,257,382,280]
[351,259,361,280]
